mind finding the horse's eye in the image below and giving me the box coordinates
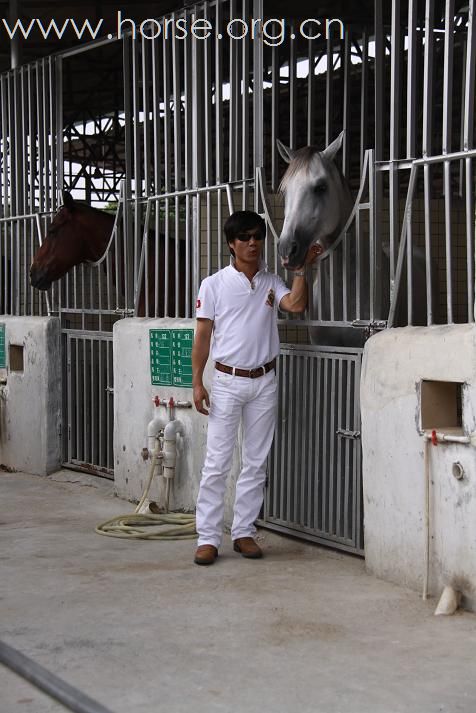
[314,182,327,194]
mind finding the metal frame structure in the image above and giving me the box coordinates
[0,0,475,550]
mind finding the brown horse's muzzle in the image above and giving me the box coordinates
[30,264,51,291]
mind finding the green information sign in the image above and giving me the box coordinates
[149,328,194,387]
[0,323,5,369]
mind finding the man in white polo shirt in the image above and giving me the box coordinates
[192,210,321,565]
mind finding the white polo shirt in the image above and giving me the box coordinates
[195,260,291,369]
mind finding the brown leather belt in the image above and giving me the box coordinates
[215,358,276,379]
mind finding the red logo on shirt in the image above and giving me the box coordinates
[196,299,201,309]
[265,289,275,307]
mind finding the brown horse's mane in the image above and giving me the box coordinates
[63,200,115,220]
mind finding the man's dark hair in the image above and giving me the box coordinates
[224,211,267,248]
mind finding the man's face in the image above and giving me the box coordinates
[229,227,264,264]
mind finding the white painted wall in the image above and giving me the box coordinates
[361,324,476,611]
[113,318,242,523]
[0,316,61,475]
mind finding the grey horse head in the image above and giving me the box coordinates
[276,132,353,269]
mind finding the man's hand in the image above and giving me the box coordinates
[193,384,210,415]
[303,242,323,265]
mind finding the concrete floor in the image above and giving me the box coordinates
[1,471,476,713]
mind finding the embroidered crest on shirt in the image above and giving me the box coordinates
[265,289,275,307]
[196,298,201,309]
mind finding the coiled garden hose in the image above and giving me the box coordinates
[95,446,197,540]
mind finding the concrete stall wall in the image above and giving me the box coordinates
[0,316,61,475]
[113,318,242,523]
[361,324,476,611]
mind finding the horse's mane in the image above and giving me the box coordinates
[62,200,115,220]
[279,146,320,193]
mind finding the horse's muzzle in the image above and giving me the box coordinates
[30,266,51,291]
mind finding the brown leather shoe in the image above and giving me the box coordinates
[233,537,263,559]
[194,544,218,566]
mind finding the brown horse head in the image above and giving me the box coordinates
[30,192,115,291]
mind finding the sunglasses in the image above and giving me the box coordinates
[235,231,265,242]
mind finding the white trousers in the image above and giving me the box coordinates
[196,368,278,548]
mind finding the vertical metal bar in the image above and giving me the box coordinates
[82,338,89,463]
[464,0,475,320]
[443,0,455,323]
[278,353,286,520]
[242,0,250,180]
[205,191,211,276]
[67,336,72,464]
[374,1,385,162]
[321,356,329,532]
[152,33,162,195]
[289,21,297,149]
[314,353,322,531]
[123,37,133,312]
[299,356,309,525]
[286,353,294,523]
[374,8,385,324]
[192,14,204,190]
[307,354,315,528]
[423,0,435,325]
[335,358,343,537]
[407,0,418,159]
[74,338,80,461]
[325,33,333,146]
[389,0,401,283]
[132,38,141,290]
[369,150,377,320]
[253,0,264,171]
[141,30,151,197]
[98,336,103,467]
[344,357,352,539]
[328,358,336,535]
[342,29,351,177]
[217,188,223,270]
[228,0,238,181]
[215,2,223,185]
[354,356,363,550]
[271,42,278,191]
[307,38,316,146]
[360,30,368,171]
[55,57,63,209]
[20,70,27,313]
[329,252,335,321]
[293,354,302,524]
[106,340,112,470]
[172,13,182,194]
[41,59,49,214]
[343,233,348,322]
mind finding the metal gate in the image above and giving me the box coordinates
[263,345,363,554]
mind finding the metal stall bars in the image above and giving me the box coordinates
[374,0,475,327]
[0,57,59,317]
[60,184,125,476]
[125,0,261,316]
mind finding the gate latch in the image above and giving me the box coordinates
[336,428,361,440]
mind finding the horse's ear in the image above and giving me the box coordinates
[322,130,344,163]
[62,191,75,212]
[276,139,295,164]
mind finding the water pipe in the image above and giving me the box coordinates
[421,428,476,606]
